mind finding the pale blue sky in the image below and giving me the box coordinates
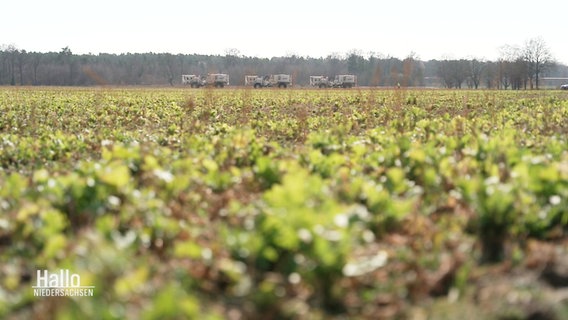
[3,0,567,63]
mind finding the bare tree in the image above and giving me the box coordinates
[498,45,522,90]
[347,50,365,75]
[498,60,511,89]
[2,44,18,85]
[16,49,28,85]
[30,52,41,85]
[402,53,416,87]
[484,61,499,89]
[224,48,240,70]
[511,58,528,90]
[325,52,344,76]
[523,37,554,89]
[162,53,176,86]
[59,47,74,85]
[437,60,454,88]
[468,59,485,89]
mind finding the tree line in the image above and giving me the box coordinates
[1,38,566,88]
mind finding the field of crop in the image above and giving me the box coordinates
[0,87,567,319]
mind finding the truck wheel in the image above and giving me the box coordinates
[254,83,261,89]
[319,84,326,89]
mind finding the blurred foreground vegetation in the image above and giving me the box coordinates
[0,87,567,319]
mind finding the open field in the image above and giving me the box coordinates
[0,87,567,319]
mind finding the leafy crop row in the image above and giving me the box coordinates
[0,88,567,319]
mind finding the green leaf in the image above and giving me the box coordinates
[41,234,67,259]
[114,266,149,298]
[173,241,202,259]
[386,167,406,194]
[97,162,130,188]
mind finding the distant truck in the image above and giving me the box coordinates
[309,75,357,88]
[182,74,229,88]
[245,74,291,88]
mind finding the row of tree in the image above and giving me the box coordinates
[1,38,565,89]
[434,38,562,90]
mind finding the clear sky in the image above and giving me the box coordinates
[2,0,566,63]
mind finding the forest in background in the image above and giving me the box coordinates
[1,41,567,89]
